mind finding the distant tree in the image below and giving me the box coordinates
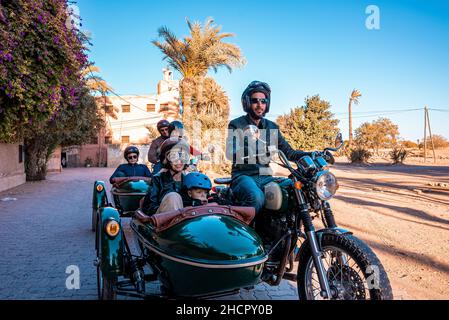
[276,95,340,150]
[348,89,362,146]
[419,134,449,149]
[354,117,399,154]
[400,140,418,148]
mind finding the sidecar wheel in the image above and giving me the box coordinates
[297,233,393,300]
[96,226,117,300]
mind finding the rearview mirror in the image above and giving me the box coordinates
[335,132,343,148]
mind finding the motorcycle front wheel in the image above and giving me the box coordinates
[297,233,393,300]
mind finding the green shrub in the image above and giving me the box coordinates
[348,147,372,163]
[390,147,408,164]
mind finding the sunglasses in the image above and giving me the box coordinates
[250,98,268,104]
[127,155,138,160]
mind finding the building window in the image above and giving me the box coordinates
[122,104,131,113]
[160,103,169,112]
[147,104,155,112]
[121,136,130,144]
[105,136,112,144]
[90,136,98,145]
[19,145,24,163]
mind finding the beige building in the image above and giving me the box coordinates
[0,143,26,193]
[64,68,180,168]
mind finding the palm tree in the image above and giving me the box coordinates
[82,63,118,119]
[152,18,245,128]
[82,63,113,94]
[348,89,362,146]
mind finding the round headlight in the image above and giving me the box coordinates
[105,220,120,238]
[314,171,338,201]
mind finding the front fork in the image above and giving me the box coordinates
[293,186,334,299]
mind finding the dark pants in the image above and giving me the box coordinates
[231,175,276,214]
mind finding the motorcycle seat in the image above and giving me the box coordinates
[214,177,232,185]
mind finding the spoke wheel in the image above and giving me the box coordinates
[297,233,393,300]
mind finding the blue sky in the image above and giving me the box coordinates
[76,0,449,141]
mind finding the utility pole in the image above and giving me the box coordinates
[426,107,436,163]
[423,106,436,163]
[424,107,427,162]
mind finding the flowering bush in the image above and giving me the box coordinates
[0,0,87,142]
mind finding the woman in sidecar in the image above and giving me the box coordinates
[94,139,266,299]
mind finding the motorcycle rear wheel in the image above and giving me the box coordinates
[297,233,393,300]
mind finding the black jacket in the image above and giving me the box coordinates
[141,170,190,215]
[226,114,308,177]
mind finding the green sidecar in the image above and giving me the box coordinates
[91,179,150,232]
[94,201,267,299]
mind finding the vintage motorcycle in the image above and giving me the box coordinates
[212,128,393,300]
[92,130,392,300]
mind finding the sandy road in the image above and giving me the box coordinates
[327,163,449,299]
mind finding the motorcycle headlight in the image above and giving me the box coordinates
[314,171,338,201]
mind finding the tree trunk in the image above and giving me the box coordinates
[348,98,353,147]
[180,78,194,138]
[24,136,52,181]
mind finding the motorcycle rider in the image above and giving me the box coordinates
[141,137,191,215]
[168,120,209,161]
[226,81,309,214]
[147,119,170,174]
[110,146,152,186]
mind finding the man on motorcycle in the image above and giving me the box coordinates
[110,146,152,186]
[141,137,191,215]
[147,119,170,174]
[226,81,309,214]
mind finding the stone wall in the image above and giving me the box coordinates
[0,143,26,192]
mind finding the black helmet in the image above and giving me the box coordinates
[157,119,170,133]
[124,145,139,160]
[183,172,212,191]
[159,137,190,166]
[168,120,184,138]
[241,81,271,114]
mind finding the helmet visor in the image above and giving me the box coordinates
[166,149,190,164]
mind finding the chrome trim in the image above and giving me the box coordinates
[130,222,268,269]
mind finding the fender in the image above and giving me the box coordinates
[92,180,108,211]
[296,227,353,257]
[98,207,124,278]
[315,227,353,246]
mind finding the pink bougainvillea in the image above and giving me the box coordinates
[0,0,88,141]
